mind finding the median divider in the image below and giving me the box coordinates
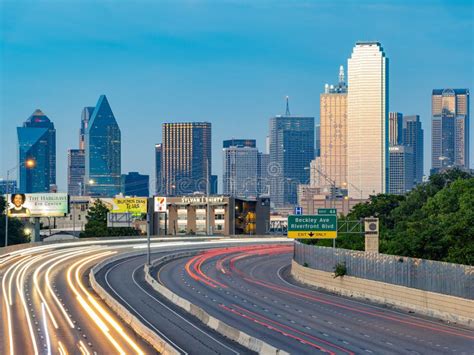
[145,252,289,355]
[89,251,180,355]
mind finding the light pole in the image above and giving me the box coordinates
[4,159,36,247]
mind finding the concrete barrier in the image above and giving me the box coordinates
[90,252,180,355]
[291,260,474,328]
[145,252,289,355]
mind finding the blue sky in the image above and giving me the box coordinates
[1,0,473,192]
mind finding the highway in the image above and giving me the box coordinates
[0,237,285,355]
[147,244,474,354]
[2,240,473,354]
[0,241,156,355]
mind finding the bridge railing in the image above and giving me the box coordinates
[294,241,474,299]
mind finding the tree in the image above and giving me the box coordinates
[0,196,30,246]
[299,169,474,265]
[80,199,139,238]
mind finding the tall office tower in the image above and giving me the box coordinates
[162,122,211,196]
[223,141,258,198]
[389,112,403,146]
[388,146,414,194]
[67,149,85,195]
[431,89,470,173]
[210,175,218,194]
[257,152,270,195]
[155,143,163,195]
[347,42,389,198]
[80,107,94,150]
[403,115,424,184]
[84,95,121,197]
[269,99,314,207]
[121,172,149,197]
[17,109,56,192]
[317,66,348,189]
[0,180,17,194]
[223,139,256,148]
[315,124,321,158]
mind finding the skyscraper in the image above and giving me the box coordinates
[80,107,94,150]
[121,172,149,197]
[431,89,470,173]
[257,152,270,196]
[403,115,424,184]
[269,99,314,207]
[67,149,85,195]
[155,143,163,195]
[347,41,389,198]
[223,141,258,198]
[17,109,56,192]
[223,139,256,148]
[388,146,414,195]
[162,122,211,196]
[389,112,403,146]
[84,95,121,197]
[316,66,348,190]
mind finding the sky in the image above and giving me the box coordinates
[1,0,473,192]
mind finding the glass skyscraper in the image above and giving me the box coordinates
[223,140,259,198]
[403,115,424,184]
[84,95,121,197]
[347,41,388,199]
[121,172,149,197]
[431,89,470,173]
[67,149,85,195]
[17,109,56,192]
[269,103,314,207]
[162,122,211,196]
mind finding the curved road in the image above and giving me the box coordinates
[0,237,286,355]
[148,244,474,354]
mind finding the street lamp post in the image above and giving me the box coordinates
[4,159,36,247]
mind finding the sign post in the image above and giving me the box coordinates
[287,215,337,239]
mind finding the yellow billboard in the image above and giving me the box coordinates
[102,198,147,215]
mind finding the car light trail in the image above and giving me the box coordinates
[42,302,52,355]
[44,247,100,329]
[1,256,26,355]
[67,251,127,355]
[75,252,145,355]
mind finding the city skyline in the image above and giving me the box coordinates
[1,1,473,192]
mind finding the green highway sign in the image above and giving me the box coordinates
[317,208,337,215]
[287,215,337,239]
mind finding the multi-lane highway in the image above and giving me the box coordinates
[0,241,156,355]
[0,237,285,354]
[2,239,473,355]
[147,244,474,354]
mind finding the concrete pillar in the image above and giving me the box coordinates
[364,217,379,253]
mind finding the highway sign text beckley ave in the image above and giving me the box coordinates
[287,215,337,239]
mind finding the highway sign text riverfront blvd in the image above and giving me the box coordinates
[287,215,337,239]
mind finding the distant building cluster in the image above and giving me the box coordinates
[7,41,470,218]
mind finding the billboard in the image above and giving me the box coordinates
[154,197,167,212]
[101,198,147,216]
[6,193,68,218]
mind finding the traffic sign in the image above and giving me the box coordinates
[317,208,337,215]
[287,215,337,239]
[295,206,303,215]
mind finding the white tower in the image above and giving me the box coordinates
[347,42,388,199]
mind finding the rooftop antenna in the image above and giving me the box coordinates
[339,65,345,85]
[285,96,291,116]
